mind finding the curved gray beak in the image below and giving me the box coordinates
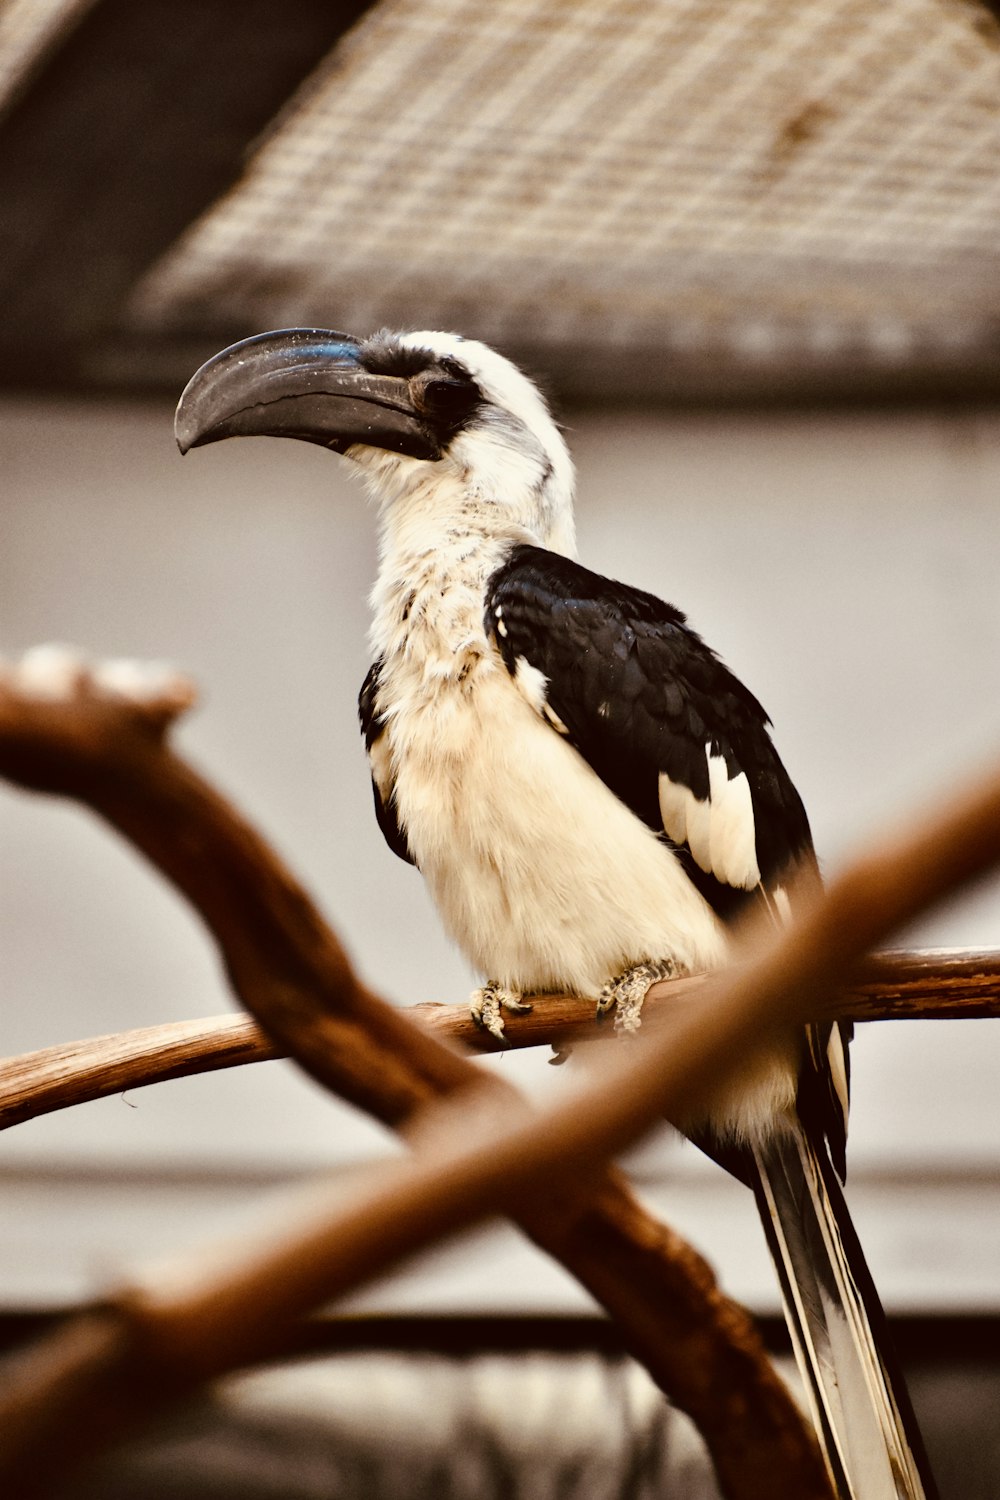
[174,328,442,460]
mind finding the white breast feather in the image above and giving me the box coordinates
[388,666,729,998]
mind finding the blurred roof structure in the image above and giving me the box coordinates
[1,0,999,404]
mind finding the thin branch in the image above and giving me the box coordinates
[0,1014,279,1130]
[3,947,998,1131]
[0,648,831,1500]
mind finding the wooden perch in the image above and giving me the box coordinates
[0,647,834,1499]
[2,649,999,1496]
[3,947,999,1131]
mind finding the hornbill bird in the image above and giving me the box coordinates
[176,327,935,1499]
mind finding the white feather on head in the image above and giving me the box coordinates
[349,330,577,559]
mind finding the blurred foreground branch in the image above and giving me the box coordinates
[0,648,833,1498]
[3,946,999,1130]
[2,649,1000,1496]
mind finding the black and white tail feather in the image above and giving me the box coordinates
[174,324,937,1499]
[753,1125,933,1499]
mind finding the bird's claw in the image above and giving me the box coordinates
[596,959,678,1035]
[470,981,532,1047]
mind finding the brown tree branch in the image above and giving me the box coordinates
[3,947,999,1131]
[0,1014,280,1130]
[0,946,992,1133]
[0,648,832,1499]
[4,654,999,1498]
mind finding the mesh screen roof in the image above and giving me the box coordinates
[124,0,1000,397]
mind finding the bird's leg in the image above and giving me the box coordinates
[470,980,533,1045]
[596,959,678,1035]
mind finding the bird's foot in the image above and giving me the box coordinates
[470,981,533,1046]
[596,959,678,1035]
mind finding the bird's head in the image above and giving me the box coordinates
[175,327,575,554]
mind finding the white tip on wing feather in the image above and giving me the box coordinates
[367,730,395,806]
[657,772,698,846]
[513,655,549,714]
[706,754,761,889]
[826,1023,851,1133]
[659,747,761,892]
[683,789,715,875]
[511,655,571,735]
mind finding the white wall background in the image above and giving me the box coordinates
[1,396,998,1313]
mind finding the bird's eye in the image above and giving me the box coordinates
[424,380,472,412]
[411,369,481,425]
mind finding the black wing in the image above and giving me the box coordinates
[486,545,815,915]
[358,658,416,867]
[485,544,849,1178]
